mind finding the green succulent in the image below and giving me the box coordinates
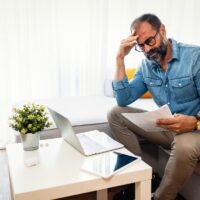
[9,103,52,134]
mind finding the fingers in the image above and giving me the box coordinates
[156,123,180,131]
[121,40,136,48]
[131,30,137,36]
[118,33,139,57]
[156,115,180,125]
[155,118,179,132]
[121,35,138,44]
[120,36,138,50]
[156,114,196,134]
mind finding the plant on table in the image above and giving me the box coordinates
[9,103,52,134]
[9,103,52,151]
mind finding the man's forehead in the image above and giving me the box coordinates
[134,22,156,43]
[134,21,155,35]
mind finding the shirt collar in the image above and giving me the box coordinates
[169,38,180,62]
[149,38,180,70]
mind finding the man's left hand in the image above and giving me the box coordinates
[156,114,197,134]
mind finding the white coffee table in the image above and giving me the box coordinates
[6,138,152,200]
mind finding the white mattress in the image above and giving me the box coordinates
[35,96,158,127]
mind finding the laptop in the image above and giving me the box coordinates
[48,107,124,156]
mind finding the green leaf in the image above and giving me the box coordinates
[9,103,52,134]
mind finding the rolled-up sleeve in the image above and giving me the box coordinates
[112,76,129,90]
[112,67,147,106]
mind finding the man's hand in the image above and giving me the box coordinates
[115,32,139,81]
[117,32,139,59]
[156,114,197,134]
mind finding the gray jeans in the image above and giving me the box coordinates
[107,106,200,200]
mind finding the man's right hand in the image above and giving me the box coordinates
[114,32,138,81]
[117,32,139,60]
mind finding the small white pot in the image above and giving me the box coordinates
[20,132,40,151]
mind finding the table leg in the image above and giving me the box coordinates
[97,189,108,200]
[9,173,14,200]
[135,180,151,200]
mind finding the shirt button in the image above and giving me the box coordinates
[166,84,168,87]
[178,83,182,86]
[168,102,170,105]
[150,82,153,85]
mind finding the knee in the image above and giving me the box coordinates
[171,134,198,162]
[107,106,123,124]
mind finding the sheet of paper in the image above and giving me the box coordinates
[122,104,173,132]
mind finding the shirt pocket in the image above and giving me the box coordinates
[170,77,197,103]
[144,77,162,104]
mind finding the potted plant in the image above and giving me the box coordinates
[9,103,52,151]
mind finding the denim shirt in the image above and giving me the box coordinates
[112,39,200,116]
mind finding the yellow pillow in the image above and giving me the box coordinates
[125,68,152,98]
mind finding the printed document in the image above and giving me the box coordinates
[122,104,173,132]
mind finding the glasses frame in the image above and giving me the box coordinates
[135,31,159,52]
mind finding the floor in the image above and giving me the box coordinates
[0,150,132,200]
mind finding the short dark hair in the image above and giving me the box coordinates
[130,13,162,32]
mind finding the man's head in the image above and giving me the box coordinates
[130,13,168,63]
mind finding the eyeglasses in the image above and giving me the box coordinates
[135,31,159,52]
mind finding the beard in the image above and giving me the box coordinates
[144,38,167,63]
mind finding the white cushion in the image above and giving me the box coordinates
[36,96,158,127]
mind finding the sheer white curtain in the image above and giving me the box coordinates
[0,0,108,148]
[1,0,200,148]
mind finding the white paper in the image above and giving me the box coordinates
[122,104,173,132]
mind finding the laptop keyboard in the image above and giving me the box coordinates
[77,134,106,154]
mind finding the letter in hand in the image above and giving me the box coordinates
[156,114,197,134]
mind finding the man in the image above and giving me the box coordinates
[107,13,200,200]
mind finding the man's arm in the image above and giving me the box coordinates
[112,32,148,106]
[115,32,138,81]
[113,68,148,106]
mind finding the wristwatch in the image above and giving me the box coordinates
[195,112,200,130]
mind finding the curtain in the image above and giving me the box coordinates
[1,0,200,148]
